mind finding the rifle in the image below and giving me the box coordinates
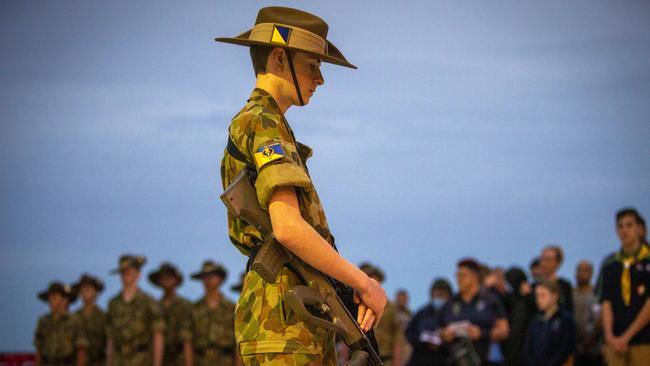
[221,169,383,366]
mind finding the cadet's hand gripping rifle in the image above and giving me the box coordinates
[220,169,383,366]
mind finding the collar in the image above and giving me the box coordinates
[248,88,283,116]
[616,243,650,264]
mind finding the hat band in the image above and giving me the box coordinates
[249,23,327,55]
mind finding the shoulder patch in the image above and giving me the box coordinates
[254,142,285,169]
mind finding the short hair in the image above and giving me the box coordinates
[396,288,408,296]
[457,258,481,275]
[250,45,274,76]
[537,280,560,295]
[544,245,564,265]
[616,207,644,225]
[529,257,540,270]
[430,278,452,296]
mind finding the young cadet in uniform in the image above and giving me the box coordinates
[360,263,403,366]
[601,209,650,366]
[215,6,387,365]
[34,281,88,366]
[106,254,165,366]
[440,258,509,364]
[148,263,192,366]
[525,281,576,366]
[72,274,107,366]
[538,245,574,315]
[189,261,238,366]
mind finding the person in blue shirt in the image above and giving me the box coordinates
[525,280,576,366]
[405,278,453,366]
[440,258,510,364]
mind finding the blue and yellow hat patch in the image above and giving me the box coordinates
[271,25,291,45]
[254,142,285,169]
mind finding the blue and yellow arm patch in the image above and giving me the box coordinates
[254,142,285,169]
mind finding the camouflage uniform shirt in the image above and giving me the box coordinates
[220,88,336,364]
[34,312,88,365]
[107,289,165,366]
[160,296,192,366]
[191,296,236,366]
[74,305,107,366]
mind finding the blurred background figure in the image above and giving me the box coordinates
[149,262,192,366]
[72,274,106,366]
[529,258,543,284]
[190,261,238,366]
[360,263,403,366]
[484,266,508,366]
[395,289,412,366]
[601,208,650,366]
[440,258,509,365]
[573,260,603,366]
[405,278,452,366]
[34,281,87,366]
[503,267,535,366]
[106,255,165,366]
[538,245,574,314]
[525,281,576,366]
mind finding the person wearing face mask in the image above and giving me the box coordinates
[405,278,453,366]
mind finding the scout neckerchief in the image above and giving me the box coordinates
[615,244,650,306]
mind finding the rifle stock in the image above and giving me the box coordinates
[220,169,383,366]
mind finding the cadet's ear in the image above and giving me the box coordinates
[268,48,287,73]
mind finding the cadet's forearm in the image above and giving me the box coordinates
[269,188,368,291]
[491,319,509,341]
[602,301,615,340]
[106,338,113,366]
[183,341,193,366]
[153,332,163,366]
[622,299,650,342]
[76,347,87,366]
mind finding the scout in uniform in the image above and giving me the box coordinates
[360,263,404,366]
[34,281,88,366]
[106,254,165,366]
[148,263,192,366]
[215,6,387,365]
[189,261,237,366]
[72,274,107,366]
[601,208,650,366]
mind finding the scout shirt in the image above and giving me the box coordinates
[191,296,236,366]
[220,88,336,362]
[107,289,165,365]
[74,305,107,365]
[34,312,88,365]
[160,296,192,366]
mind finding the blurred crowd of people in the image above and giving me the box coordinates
[347,207,649,366]
[34,207,649,366]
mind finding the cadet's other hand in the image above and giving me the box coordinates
[440,327,455,342]
[607,335,628,353]
[357,277,386,327]
[353,292,376,332]
[466,325,481,340]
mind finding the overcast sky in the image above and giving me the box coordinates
[1,0,649,351]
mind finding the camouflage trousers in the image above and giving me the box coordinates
[236,268,336,365]
[112,351,151,366]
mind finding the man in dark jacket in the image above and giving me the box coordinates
[405,278,453,366]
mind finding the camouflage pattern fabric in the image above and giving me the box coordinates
[220,88,336,365]
[373,301,404,365]
[191,296,236,366]
[107,289,165,366]
[74,305,107,366]
[160,296,192,366]
[34,312,87,366]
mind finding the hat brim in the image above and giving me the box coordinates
[190,269,227,280]
[215,30,357,69]
[38,289,77,303]
[72,280,104,293]
[148,271,183,288]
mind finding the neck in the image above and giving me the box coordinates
[206,288,221,300]
[622,241,642,256]
[52,307,66,318]
[82,301,95,310]
[122,285,138,299]
[577,282,592,291]
[255,74,293,113]
[460,284,479,302]
[544,304,559,319]
[162,290,176,302]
